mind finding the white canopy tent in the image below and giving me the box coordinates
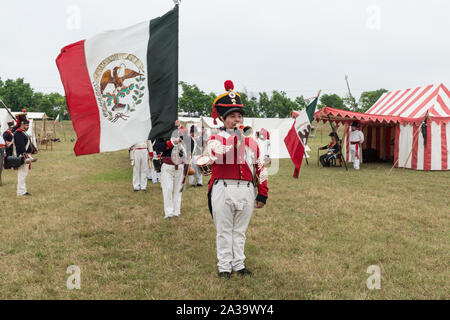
[1,109,40,147]
[0,109,14,134]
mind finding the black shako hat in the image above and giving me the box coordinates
[211,80,244,125]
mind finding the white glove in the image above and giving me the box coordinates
[131,160,135,166]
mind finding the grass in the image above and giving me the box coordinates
[0,121,448,299]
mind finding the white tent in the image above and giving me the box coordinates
[0,109,14,134]
[11,112,46,120]
[1,109,38,146]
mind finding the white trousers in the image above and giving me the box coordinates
[349,144,360,170]
[189,163,203,186]
[147,167,160,183]
[133,149,149,190]
[160,163,184,218]
[211,180,255,273]
[17,163,29,196]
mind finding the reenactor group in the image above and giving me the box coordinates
[129,80,270,278]
[1,81,365,279]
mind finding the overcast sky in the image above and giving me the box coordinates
[0,0,449,100]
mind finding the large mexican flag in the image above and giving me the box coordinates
[56,7,178,156]
[284,96,318,178]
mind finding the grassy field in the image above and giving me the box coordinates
[0,121,448,299]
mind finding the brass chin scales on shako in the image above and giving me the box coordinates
[200,80,269,278]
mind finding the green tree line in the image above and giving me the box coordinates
[0,78,67,119]
[0,77,388,119]
[179,81,388,117]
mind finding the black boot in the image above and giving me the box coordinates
[236,268,252,276]
[218,271,231,279]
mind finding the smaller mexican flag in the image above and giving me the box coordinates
[284,95,319,178]
[54,113,63,124]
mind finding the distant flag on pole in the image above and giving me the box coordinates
[284,94,319,178]
[56,6,179,156]
[54,113,63,124]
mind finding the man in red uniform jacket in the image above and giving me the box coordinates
[206,80,269,279]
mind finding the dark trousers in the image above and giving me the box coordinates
[320,154,331,167]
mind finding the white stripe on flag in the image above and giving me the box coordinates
[84,21,151,152]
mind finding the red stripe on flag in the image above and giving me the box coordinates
[56,40,100,156]
[411,125,419,170]
[441,123,448,170]
[284,124,305,178]
[424,119,432,171]
[396,85,434,117]
[394,125,400,167]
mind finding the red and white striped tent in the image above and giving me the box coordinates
[314,83,450,171]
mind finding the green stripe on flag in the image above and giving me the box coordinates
[306,96,318,123]
[147,6,179,140]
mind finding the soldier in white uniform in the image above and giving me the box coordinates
[130,140,152,191]
[348,121,364,170]
[257,128,271,165]
[14,114,35,196]
[155,120,194,219]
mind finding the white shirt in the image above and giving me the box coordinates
[130,141,152,160]
[349,130,364,144]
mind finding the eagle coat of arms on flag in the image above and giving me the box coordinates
[92,53,146,123]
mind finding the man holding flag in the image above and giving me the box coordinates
[284,92,320,178]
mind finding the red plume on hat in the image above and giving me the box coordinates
[224,80,234,91]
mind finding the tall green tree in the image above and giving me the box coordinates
[294,95,308,110]
[239,91,260,118]
[358,89,388,112]
[319,93,347,110]
[178,81,214,116]
[0,77,67,118]
[0,78,35,111]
